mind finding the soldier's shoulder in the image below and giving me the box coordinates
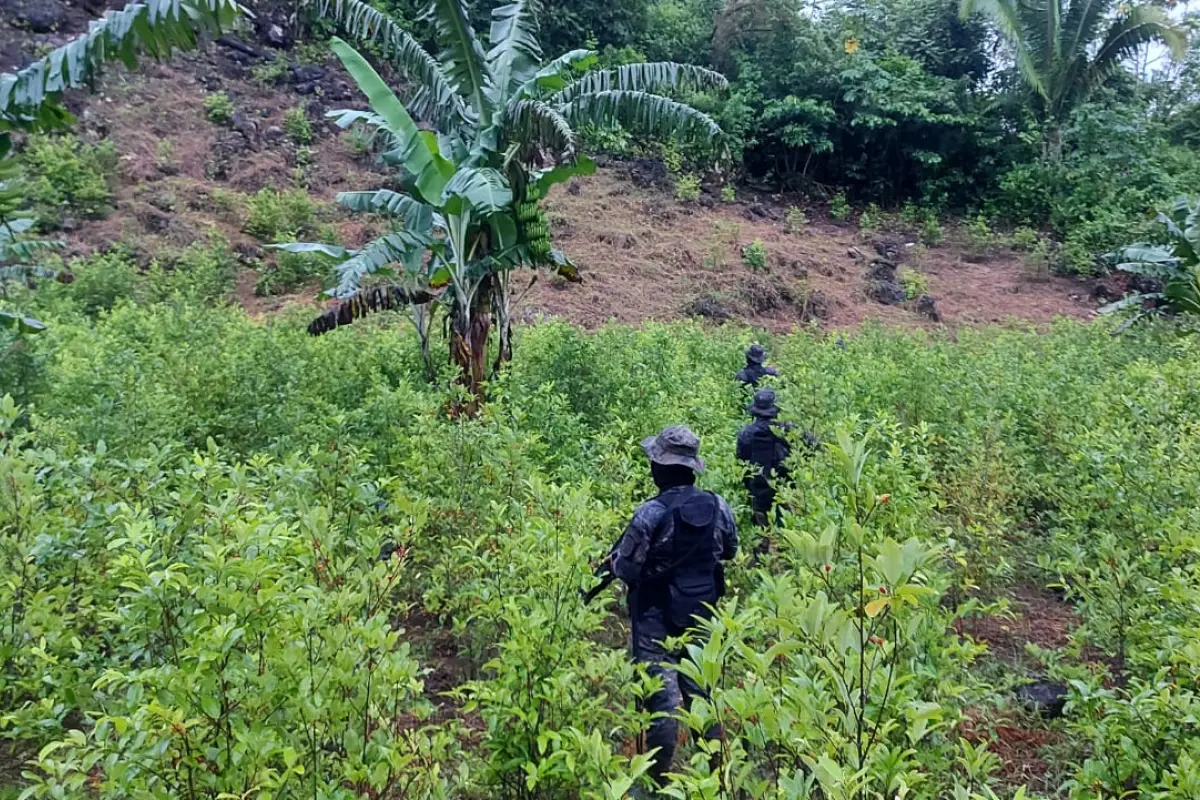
[629,496,669,526]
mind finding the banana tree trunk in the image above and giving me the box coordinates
[449,276,492,416]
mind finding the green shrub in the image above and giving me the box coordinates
[62,249,139,316]
[859,202,881,234]
[154,139,174,171]
[674,173,701,203]
[660,140,683,175]
[965,215,998,259]
[920,213,943,246]
[255,233,330,296]
[22,135,117,225]
[146,238,240,303]
[250,58,288,87]
[342,124,376,158]
[991,104,1200,275]
[283,105,313,145]
[899,267,930,299]
[245,188,318,240]
[1011,225,1040,251]
[204,92,236,126]
[208,187,246,218]
[7,292,1200,800]
[830,191,850,221]
[741,238,768,271]
[785,205,808,232]
[720,184,736,203]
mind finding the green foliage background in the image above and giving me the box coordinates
[4,277,1200,796]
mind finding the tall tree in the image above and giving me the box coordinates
[961,0,1186,159]
[290,0,725,411]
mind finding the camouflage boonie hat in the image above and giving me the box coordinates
[747,388,780,419]
[641,425,706,473]
[746,344,767,364]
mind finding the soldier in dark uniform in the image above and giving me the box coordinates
[735,344,780,387]
[736,389,792,528]
[609,425,739,786]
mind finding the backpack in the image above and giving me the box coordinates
[650,488,724,631]
[747,424,789,473]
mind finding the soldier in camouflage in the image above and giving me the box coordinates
[609,425,738,786]
[736,388,792,528]
[735,344,780,387]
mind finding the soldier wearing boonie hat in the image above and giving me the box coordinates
[607,425,738,786]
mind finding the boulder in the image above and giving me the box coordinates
[1015,680,1068,718]
[6,0,69,33]
[915,294,940,321]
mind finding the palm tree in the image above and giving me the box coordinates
[0,0,243,334]
[284,0,726,410]
[961,0,1186,160]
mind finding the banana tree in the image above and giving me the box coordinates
[283,0,726,410]
[1101,196,1200,334]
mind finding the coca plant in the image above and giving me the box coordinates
[281,0,726,411]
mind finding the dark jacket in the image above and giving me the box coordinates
[736,363,779,387]
[736,419,792,477]
[612,486,738,587]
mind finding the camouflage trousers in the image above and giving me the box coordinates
[631,605,722,784]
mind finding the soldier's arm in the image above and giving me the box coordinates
[611,504,661,584]
[715,496,739,560]
[735,429,751,462]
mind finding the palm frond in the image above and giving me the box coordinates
[0,310,46,334]
[0,264,59,281]
[329,38,455,205]
[1092,7,1186,82]
[960,0,1047,97]
[0,0,242,145]
[303,0,466,129]
[502,99,576,161]
[515,49,597,97]
[441,167,512,214]
[556,62,727,103]
[274,229,433,298]
[1061,0,1110,60]
[1098,293,1162,315]
[337,189,436,232]
[427,0,492,120]
[308,284,436,336]
[561,90,724,147]
[0,238,63,264]
[487,0,543,106]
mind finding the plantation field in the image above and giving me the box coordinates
[3,300,1200,799]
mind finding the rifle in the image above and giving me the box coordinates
[581,553,617,605]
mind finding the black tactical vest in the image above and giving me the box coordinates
[646,487,723,630]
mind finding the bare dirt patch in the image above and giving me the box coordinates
[527,169,1096,332]
[962,582,1080,661]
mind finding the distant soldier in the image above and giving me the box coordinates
[608,425,738,786]
[735,344,779,387]
[736,389,792,528]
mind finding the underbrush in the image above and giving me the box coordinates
[20,134,118,228]
[2,293,1199,798]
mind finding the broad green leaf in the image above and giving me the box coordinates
[329,37,452,206]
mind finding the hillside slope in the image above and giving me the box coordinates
[1,10,1098,331]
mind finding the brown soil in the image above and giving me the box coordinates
[525,171,1096,331]
[961,582,1080,661]
[1,13,1101,334]
[960,710,1070,793]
